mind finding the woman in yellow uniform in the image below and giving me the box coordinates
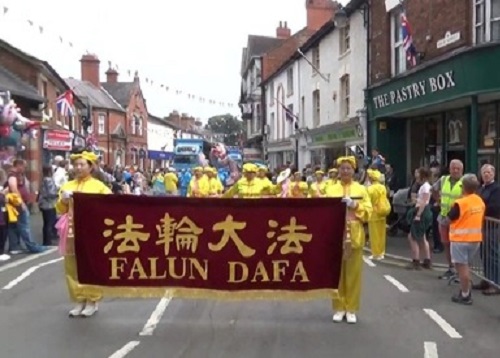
[223,163,270,198]
[55,151,111,317]
[324,156,372,324]
[187,167,209,197]
[366,169,389,260]
[289,171,308,198]
[308,170,326,197]
[163,167,178,195]
[207,167,224,196]
[324,168,338,190]
[257,166,276,197]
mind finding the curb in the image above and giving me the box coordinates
[362,247,449,269]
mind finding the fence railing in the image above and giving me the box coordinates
[469,217,500,289]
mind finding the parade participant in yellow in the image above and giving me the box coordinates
[223,163,270,198]
[366,169,391,260]
[163,167,178,195]
[187,167,209,197]
[308,170,326,197]
[257,166,276,197]
[324,168,338,189]
[55,151,111,317]
[207,167,224,196]
[324,156,372,324]
[289,172,308,198]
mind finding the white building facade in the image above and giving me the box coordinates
[147,115,176,169]
[297,9,367,169]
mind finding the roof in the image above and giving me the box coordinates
[262,0,366,85]
[0,66,44,103]
[101,82,135,107]
[241,35,285,75]
[148,113,181,130]
[65,77,124,112]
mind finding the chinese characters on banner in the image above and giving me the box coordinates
[72,194,346,300]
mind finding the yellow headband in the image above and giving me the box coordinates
[328,168,338,173]
[315,170,324,175]
[367,169,382,182]
[337,156,357,169]
[70,151,98,164]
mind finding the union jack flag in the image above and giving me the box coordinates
[401,12,417,67]
[56,90,74,117]
[279,102,299,129]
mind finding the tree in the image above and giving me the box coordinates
[205,114,245,146]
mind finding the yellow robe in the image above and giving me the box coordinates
[163,172,178,193]
[208,177,224,196]
[367,183,388,257]
[187,177,209,197]
[324,178,337,190]
[56,176,111,303]
[289,181,308,198]
[308,181,326,198]
[324,181,372,312]
[223,178,270,198]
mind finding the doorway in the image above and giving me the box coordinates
[446,150,466,168]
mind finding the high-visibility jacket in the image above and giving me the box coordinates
[440,176,462,216]
[449,194,485,243]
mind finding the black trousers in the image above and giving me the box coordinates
[41,208,57,246]
[0,225,7,255]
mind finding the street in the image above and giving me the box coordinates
[1,250,499,358]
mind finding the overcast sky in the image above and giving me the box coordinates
[0,0,348,122]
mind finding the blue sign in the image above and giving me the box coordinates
[148,150,174,160]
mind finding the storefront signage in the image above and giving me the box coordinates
[312,125,362,145]
[43,129,73,151]
[372,71,456,110]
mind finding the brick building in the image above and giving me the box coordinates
[366,0,500,181]
[0,39,85,199]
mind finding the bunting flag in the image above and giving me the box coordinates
[0,3,237,109]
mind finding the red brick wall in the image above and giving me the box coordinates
[370,0,471,85]
[125,83,149,170]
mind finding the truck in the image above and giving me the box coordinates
[226,146,243,169]
[172,138,212,172]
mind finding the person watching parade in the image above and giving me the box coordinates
[324,156,372,324]
[206,167,224,196]
[187,167,209,197]
[55,150,111,318]
[308,170,326,197]
[366,169,391,260]
[223,163,270,198]
[289,171,308,198]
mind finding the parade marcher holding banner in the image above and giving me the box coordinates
[187,167,209,197]
[257,166,276,197]
[308,170,326,198]
[366,169,391,260]
[324,156,372,324]
[289,171,308,198]
[206,167,224,196]
[55,151,111,317]
[223,163,270,198]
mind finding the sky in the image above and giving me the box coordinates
[0,0,348,123]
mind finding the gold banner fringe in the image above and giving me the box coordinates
[93,286,338,301]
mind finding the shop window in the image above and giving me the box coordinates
[312,90,320,128]
[391,6,406,75]
[478,104,498,169]
[474,0,500,43]
[445,109,468,165]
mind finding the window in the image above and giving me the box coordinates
[312,47,320,75]
[339,23,350,54]
[138,117,143,136]
[286,68,294,95]
[300,96,305,128]
[340,75,350,119]
[270,112,275,140]
[255,103,261,134]
[269,82,275,105]
[312,90,320,127]
[391,7,406,75]
[287,104,295,135]
[88,114,94,134]
[474,0,500,43]
[98,113,105,134]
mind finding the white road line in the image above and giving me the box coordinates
[384,275,410,292]
[108,341,140,358]
[2,257,63,290]
[363,256,376,267]
[424,341,438,358]
[0,247,57,273]
[139,297,171,336]
[423,309,462,339]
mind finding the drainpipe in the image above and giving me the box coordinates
[364,0,372,153]
[260,57,268,162]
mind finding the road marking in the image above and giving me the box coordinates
[0,248,57,273]
[108,341,140,358]
[139,297,171,336]
[384,275,409,292]
[2,257,63,290]
[424,342,438,358]
[423,309,462,339]
[363,256,376,267]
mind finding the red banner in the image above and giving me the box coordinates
[72,194,346,300]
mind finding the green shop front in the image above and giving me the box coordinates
[366,44,500,184]
[303,118,364,168]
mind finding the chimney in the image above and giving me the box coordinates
[306,0,336,31]
[276,21,291,39]
[105,67,119,83]
[80,54,100,87]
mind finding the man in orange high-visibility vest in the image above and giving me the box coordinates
[447,173,485,305]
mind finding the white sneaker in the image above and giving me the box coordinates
[346,312,357,324]
[368,255,374,260]
[374,255,385,261]
[69,302,86,317]
[332,311,346,323]
[0,254,10,261]
[80,302,98,317]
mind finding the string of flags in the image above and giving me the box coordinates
[0,3,237,109]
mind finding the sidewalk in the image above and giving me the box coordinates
[364,233,449,268]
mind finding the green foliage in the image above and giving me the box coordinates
[205,114,245,146]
